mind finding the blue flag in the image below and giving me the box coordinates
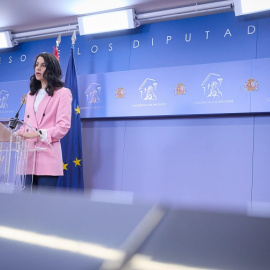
[58,48,84,189]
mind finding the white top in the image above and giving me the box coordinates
[34,88,46,113]
[34,88,47,141]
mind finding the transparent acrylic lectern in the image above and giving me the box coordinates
[0,119,47,192]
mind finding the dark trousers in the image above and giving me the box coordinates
[25,175,59,192]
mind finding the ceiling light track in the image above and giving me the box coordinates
[12,25,79,44]
[1,1,234,48]
[137,0,234,23]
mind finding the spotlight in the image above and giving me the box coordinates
[78,9,136,35]
[234,0,270,16]
[0,31,14,49]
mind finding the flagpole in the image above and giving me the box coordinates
[57,31,84,189]
[53,34,61,60]
[71,31,76,48]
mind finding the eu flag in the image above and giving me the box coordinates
[58,47,84,189]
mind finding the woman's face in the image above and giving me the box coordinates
[35,56,47,86]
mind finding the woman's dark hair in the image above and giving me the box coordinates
[29,52,65,96]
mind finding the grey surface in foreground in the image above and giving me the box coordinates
[0,190,270,270]
[125,208,270,270]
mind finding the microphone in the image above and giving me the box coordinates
[8,95,27,130]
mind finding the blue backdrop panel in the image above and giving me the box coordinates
[129,12,257,70]
[0,80,28,119]
[78,59,252,118]
[0,12,268,119]
[0,36,73,83]
[75,34,132,75]
[81,120,126,190]
[257,17,270,59]
[250,58,270,113]
[121,116,253,209]
[0,42,35,82]
[170,60,252,115]
[252,115,270,202]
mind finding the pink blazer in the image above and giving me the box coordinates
[18,87,72,176]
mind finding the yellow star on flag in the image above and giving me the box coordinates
[63,163,68,170]
[73,157,82,167]
[74,105,80,115]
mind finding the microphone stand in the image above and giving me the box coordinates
[8,96,26,130]
[8,102,24,130]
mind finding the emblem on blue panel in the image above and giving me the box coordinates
[85,83,101,104]
[139,78,157,101]
[244,78,258,92]
[201,73,223,98]
[0,90,9,109]
[174,83,186,95]
[116,88,125,99]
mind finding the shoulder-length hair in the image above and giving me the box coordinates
[29,52,65,96]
